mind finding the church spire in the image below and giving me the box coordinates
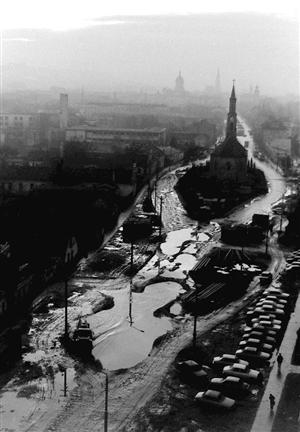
[226,81,237,137]
[215,68,221,93]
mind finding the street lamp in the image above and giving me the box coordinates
[100,370,109,432]
[159,195,163,238]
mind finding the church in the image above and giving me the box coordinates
[210,84,248,182]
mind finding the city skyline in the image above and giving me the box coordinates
[1,10,299,96]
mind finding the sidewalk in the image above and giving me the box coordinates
[250,290,300,432]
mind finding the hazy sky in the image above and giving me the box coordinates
[1,1,299,95]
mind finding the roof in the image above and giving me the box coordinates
[212,135,247,158]
[66,126,166,133]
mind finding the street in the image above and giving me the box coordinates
[0,120,288,432]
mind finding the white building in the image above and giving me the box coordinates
[65,126,167,151]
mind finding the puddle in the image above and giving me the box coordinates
[161,254,197,279]
[170,302,183,315]
[90,281,182,370]
[160,227,209,256]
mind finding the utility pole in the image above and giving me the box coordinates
[279,193,284,231]
[64,278,68,339]
[193,314,197,350]
[104,372,108,432]
[63,368,67,397]
[159,196,163,238]
[129,242,134,326]
[129,280,133,326]
[100,371,109,432]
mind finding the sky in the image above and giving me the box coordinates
[0,0,299,95]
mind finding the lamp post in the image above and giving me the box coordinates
[159,195,163,238]
[64,278,68,338]
[193,313,197,351]
[100,371,108,432]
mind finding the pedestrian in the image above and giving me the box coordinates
[269,393,275,410]
[277,353,283,369]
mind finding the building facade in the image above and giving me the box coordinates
[65,126,167,151]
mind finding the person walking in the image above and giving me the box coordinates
[277,353,283,370]
[269,393,275,410]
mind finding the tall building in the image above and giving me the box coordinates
[174,71,185,94]
[215,68,221,94]
[210,83,247,182]
[59,93,68,129]
[226,84,237,137]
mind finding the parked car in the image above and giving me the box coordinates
[242,331,276,346]
[251,318,282,329]
[238,338,274,353]
[260,272,273,285]
[176,360,209,386]
[194,389,236,410]
[263,289,289,299]
[243,325,277,338]
[258,305,285,317]
[262,295,288,305]
[176,360,201,373]
[256,299,286,309]
[212,354,249,371]
[209,376,250,398]
[223,363,263,383]
[236,347,271,367]
[251,325,279,339]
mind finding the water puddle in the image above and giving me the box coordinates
[160,253,197,279]
[170,302,183,315]
[90,281,182,370]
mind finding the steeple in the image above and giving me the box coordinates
[175,70,184,93]
[215,68,221,93]
[226,81,237,137]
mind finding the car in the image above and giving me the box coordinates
[238,338,274,353]
[209,376,250,398]
[258,305,285,317]
[256,299,286,309]
[251,318,282,328]
[194,389,236,410]
[223,363,263,383]
[259,299,288,310]
[176,360,209,386]
[236,347,271,367]
[260,272,273,285]
[251,324,280,338]
[242,331,276,346]
[176,360,202,373]
[263,288,289,299]
[212,354,249,371]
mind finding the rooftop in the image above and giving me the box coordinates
[66,126,166,133]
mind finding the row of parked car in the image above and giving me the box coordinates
[176,273,291,411]
[284,249,300,278]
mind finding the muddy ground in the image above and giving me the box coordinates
[124,314,271,432]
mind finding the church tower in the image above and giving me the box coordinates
[209,83,247,182]
[226,83,237,137]
[175,71,185,93]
